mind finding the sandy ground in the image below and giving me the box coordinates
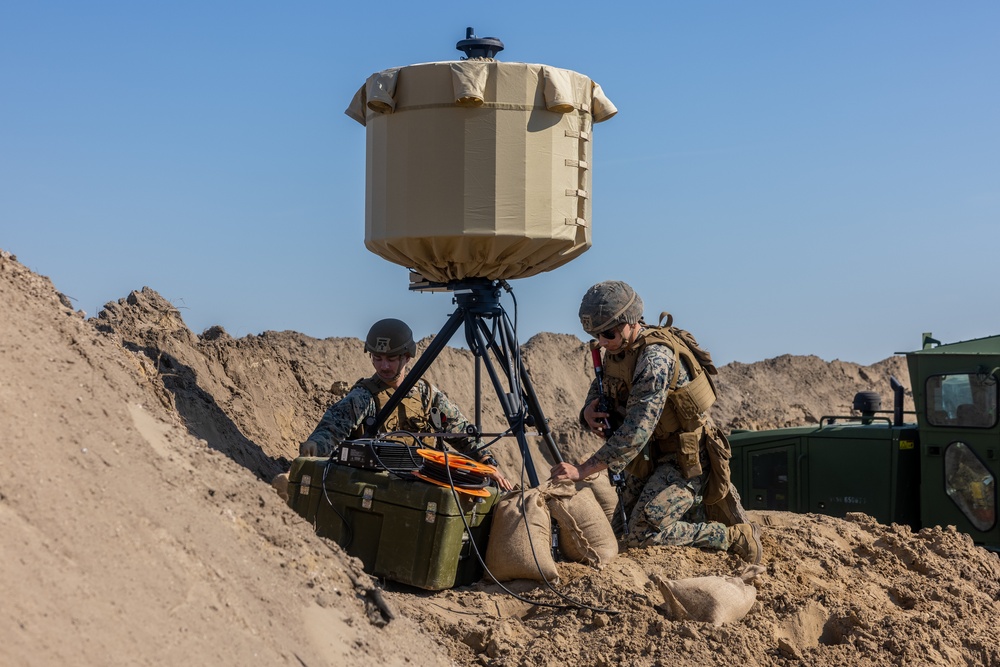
[2,249,996,666]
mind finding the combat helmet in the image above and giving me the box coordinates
[578,281,644,337]
[364,318,417,357]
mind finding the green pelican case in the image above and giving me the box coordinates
[286,456,499,590]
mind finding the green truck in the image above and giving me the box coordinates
[728,333,998,552]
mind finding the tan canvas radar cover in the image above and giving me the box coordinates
[346,60,616,283]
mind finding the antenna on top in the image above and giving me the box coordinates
[456,27,504,59]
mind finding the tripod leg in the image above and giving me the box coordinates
[472,314,565,465]
[510,346,564,465]
[488,312,564,561]
[466,314,540,487]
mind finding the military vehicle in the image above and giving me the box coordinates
[728,333,999,552]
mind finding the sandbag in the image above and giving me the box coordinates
[653,565,765,626]
[546,480,618,568]
[576,472,619,525]
[484,487,559,583]
[271,472,290,503]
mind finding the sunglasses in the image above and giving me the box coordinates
[597,327,620,341]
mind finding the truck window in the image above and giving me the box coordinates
[925,374,998,428]
[944,441,996,532]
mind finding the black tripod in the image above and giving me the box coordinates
[362,278,563,486]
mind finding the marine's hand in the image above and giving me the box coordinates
[549,462,583,483]
[299,440,318,457]
[477,456,512,491]
[488,469,513,491]
[583,398,610,434]
[550,458,607,483]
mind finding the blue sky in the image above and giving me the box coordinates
[2,2,998,366]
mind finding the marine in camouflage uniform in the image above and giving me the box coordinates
[550,281,761,563]
[583,342,726,549]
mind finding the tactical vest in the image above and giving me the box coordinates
[351,376,437,446]
[602,320,718,478]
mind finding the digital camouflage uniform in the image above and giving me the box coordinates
[585,341,730,551]
[304,375,493,461]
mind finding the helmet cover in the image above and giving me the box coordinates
[578,281,644,336]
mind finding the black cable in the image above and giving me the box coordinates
[500,282,523,402]
[441,449,577,611]
[320,457,354,549]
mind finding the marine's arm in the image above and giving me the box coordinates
[300,385,376,456]
[552,345,673,482]
[590,344,673,472]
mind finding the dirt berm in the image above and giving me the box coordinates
[2,250,997,666]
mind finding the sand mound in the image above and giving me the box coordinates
[0,252,449,666]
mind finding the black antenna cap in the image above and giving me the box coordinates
[456,27,504,59]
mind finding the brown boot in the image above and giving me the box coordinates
[727,523,762,564]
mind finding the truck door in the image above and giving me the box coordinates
[921,372,998,549]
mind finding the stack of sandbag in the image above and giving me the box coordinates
[483,480,619,583]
